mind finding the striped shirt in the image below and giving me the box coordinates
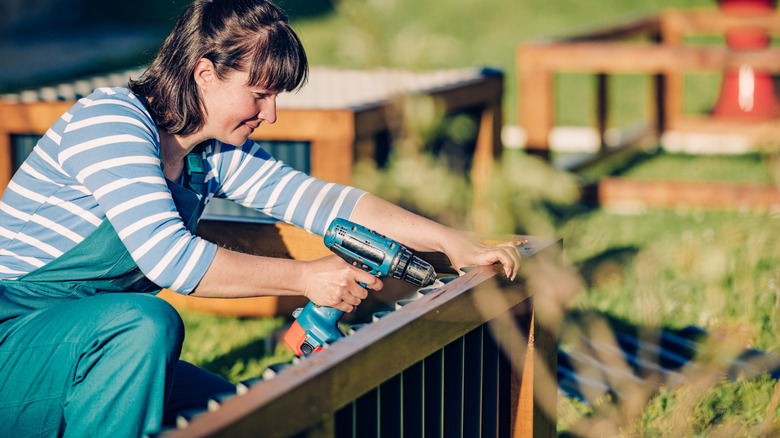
[0,87,364,294]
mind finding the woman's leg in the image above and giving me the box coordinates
[0,293,184,438]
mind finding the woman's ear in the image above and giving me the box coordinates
[193,58,216,89]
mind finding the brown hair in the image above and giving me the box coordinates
[129,0,308,135]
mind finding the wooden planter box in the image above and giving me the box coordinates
[0,66,503,215]
[518,8,780,159]
[598,176,780,211]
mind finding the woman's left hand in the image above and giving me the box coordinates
[443,237,524,281]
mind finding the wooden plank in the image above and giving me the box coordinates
[563,13,660,42]
[599,177,780,211]
[661,8,780,36]
[659,9,691,132]
[308,139,355,185]
[250,109,355,142]
[0,101,73,134]
[672,115,780,137]
[0,101,72,193]
[160,236,561,438]
[429,74,504,113]
[520,42,780,73]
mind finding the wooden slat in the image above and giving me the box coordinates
[661,8,780,36]
[520,42,780,73]
[0,101,74,134]
[598,177,780,211]
[562,13,661,42]
[250,109,356,142]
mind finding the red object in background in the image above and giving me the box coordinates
[712,0,780,120]
[718,0,777,14]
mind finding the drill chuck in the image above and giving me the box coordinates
[390,249,436,287]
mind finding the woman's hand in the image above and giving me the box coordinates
[301,254,384,313]
[443,236,524,281]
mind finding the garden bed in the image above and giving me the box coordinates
[586,150,780,212]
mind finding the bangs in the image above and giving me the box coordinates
[247,25,308,93]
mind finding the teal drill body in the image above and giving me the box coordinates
[283,218,436,356]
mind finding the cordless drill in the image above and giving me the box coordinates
[283,218,437,356]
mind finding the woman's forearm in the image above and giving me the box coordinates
[191,247,306,298]
[190,245,381,312]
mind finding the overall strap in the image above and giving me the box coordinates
[183,146,207,196]
[136,93,208,197]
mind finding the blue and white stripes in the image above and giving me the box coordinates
[0,87,364,294]
[206,140,363,236]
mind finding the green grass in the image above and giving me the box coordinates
[178,311,293,383]
[550,151,780,436]
[560,207,780,349]
[614,152,775,183]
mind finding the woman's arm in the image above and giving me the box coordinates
[191,247,382,313]
[192,193,521,311]
[349,193,523,280]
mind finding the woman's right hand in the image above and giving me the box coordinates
[301,254,383,313]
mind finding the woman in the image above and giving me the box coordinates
[0,0,521,436]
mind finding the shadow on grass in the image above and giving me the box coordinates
[198,336,276,378]
[607,149,662,178]
[559,309,780,405]
[576,245,640,288]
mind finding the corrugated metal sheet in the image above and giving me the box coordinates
[0,66,491,109]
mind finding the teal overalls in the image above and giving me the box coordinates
[0,149,235,437]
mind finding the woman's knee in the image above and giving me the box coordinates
[125,294,183,345]
[92,294,184,355]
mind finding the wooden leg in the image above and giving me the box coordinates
[309,139,355,185]
[0,132,11,194]
[518,45,553,160]
[472,100,502,233]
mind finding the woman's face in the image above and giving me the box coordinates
[198,64,277,146]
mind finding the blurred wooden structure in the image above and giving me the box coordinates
[159,223,560,438]
[518,8,780,161]
[0,66,503,208]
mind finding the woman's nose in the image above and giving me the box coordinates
[259,95,277,125]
